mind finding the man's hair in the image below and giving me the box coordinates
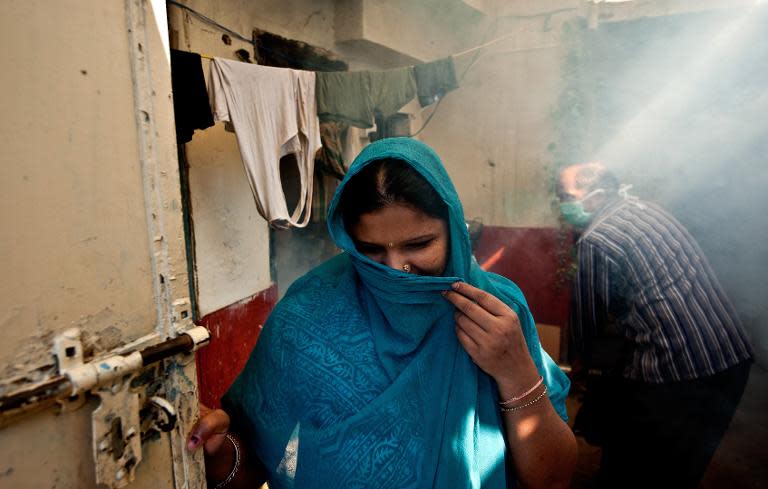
[558,162,620,195]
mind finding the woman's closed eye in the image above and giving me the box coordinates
[404,238,434,250]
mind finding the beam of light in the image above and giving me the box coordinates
[594,4,764,171]
[480,247,506,271]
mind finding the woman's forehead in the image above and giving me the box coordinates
[351,203,446,243]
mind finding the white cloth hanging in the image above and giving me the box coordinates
[209,58,321,229]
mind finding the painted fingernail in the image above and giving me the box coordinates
[451,282,460,290]
[187,435,200,451]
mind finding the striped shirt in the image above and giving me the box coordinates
[571,198,752,383]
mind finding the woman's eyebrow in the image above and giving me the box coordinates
[354,240,384,248]
[355,234,436,248]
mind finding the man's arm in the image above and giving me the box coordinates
[571,240,617,367]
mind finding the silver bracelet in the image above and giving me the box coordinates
[500,385,548,413]
[214,433,241,489]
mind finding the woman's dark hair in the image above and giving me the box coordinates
[339,158,448,229]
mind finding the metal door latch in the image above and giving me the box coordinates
[147,396,177,433]
[50,326,209,488]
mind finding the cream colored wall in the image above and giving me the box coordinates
[0,1,195,488]
[1,0,156,386]
[336,0,481,63]
[184,124,274,316]
[177,0,337,51]
[420,16,568,227]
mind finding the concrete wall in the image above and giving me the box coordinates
[420,18,568,227]
[335,0,481,65]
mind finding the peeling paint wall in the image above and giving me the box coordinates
[0,1,197,487]
[0,1,157,379]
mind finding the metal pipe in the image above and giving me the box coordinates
[140,333,194,366]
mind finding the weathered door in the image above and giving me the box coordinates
[0,1,205,488]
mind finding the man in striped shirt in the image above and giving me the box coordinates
[558,162,752,489]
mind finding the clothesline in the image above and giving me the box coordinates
[453,31,519,58]
[198,43,560,64]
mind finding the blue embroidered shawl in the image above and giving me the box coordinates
[223,138,570,488]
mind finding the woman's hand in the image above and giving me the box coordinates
[443,282,540,392]
[188,404,269,488]
[187,404,230,455]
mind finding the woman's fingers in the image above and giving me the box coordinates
[443,291,495,330]
[455,312,492,362]
[449,282,508,316]
[454,311,489,342]
[447,283,534,381]
[455,322,479,356]
[187,406,230,454]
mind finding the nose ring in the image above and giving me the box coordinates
[402,264,411,273]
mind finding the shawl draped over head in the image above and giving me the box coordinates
[223,137,570,489]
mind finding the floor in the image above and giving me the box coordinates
[567,364,768,489]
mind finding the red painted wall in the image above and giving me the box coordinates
[195,284,278,408]
[473,226,573,327]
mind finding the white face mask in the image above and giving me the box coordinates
[580,188,606,203]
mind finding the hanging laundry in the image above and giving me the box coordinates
[316,121,348,180]
[315,68,416,128]
[413,57,459,107]
[342,126,368,168]
[170,49,214,143]
[209,58,321,229]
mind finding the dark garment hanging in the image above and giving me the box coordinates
[316,121,348,180]
[170,49,214,143]
[315,67,416,128]
[414,56,459,107]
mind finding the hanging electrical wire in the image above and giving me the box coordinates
[168,0,252,45]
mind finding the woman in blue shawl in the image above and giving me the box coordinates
[188,138,577,489]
